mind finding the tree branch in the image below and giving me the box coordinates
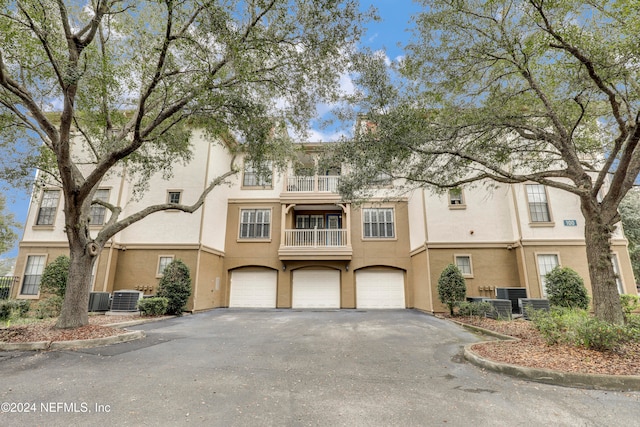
[95,165,238,247]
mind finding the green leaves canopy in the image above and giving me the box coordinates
[336,0,639,324]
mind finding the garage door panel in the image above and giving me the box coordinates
[292,270,340,309]
[356,270,405,309]
[230,270,277,308]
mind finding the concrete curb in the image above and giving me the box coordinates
[49,330,145,350]
[454,319,640,391]
[0,330,145,352]
[0,341,52,351]
[464,344,640,392]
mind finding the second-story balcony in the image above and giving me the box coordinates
[285,175,340,193]
[278,228,352,260]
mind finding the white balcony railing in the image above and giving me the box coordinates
[285,175,340,193]
[283,229,347,247]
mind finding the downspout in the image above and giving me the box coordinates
[422,189,434,312]
[193,137,214,311]
[102,164,128,292]
[510,184,530,296]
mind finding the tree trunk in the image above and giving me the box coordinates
[582,203,625,325]
[55,240,97,329]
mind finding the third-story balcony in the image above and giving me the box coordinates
[278,228,352,260]
[285,175,341,193]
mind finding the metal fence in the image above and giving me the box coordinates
[0,276,16,300]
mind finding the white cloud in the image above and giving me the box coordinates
[373,49,392,67]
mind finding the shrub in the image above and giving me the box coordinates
[137,297,169,316]
[544,266,590,310]
[39,255,70,298]
[530,307,632,351]
[573,317,630,352]
[457,301,492,317]
[156,259,192,316]
[34,296,63,319]
[0,299,31,322]
[528,307,585,345]
[620,294,640,320]
[437,264,466,316]
[625,314,640,341]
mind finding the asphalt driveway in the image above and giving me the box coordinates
[1,309,639,426]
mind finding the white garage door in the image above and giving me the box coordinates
[356,270,405,309]
[229,269,277,308]
[292,269,340,309]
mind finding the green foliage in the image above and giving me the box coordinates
[544,267,590,310]
[0,0,374,329]
[573,318,631,352]
[625,314,640,341]
[437,264,467,316]
[0,195,19,255]
[619,191,640,283]
[620,294,640,319]
[336,0,635,325]
[530,307,635,352]
[457,301,492,318]
[137,297,169,316]
[0,299,30,322]
[156,260,192,316]
[0,258,14,276]
[39,256,70,298]
[34,296,63,319]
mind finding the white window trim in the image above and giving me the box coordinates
[448,188,466,210]
[454,254,474,278]
[34,188,61,227]
[18,253,49,299]
[362,207,396,240]
[242,161,274,189]
[525,184,555,226]
[166,189,183,205]
[89,188,111,227]
[156,255,175,278]
[535,252,561,297]
[238,207,272,241]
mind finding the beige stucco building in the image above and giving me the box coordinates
[12,131,637,313]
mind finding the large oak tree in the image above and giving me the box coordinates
[0,0,372,328]
[337,0,640,324]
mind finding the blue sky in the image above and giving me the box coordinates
[1,1,421,259]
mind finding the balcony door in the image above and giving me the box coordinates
[326,214,342,245]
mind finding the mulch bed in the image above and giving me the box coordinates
[457,316,640,376]
[0,314,163,344]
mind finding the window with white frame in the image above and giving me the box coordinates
[526,184,551,222]
[157,256,174,276]
[296,214,324,229]
[449,188,464,206]
[371,171,392,187]
[243,161,273,187]
[36,189,60,225]
[167,190,182,204]
[239,209,271,239]
[90,189,110,225]
[611,253,624,294]
[363,208,395,238]
[20,255,46,295]
[537,254,559,296]
[455,255,473,276]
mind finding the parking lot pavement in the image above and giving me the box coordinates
[2,309,640,426]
